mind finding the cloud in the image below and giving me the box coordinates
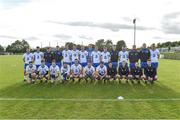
[162,12,180,34]
[0,35,18,39]
[0,0,31,9]
[24,36,39,41]
[46,20,156,32]
[79,35,93,40]
[53,34,72,40]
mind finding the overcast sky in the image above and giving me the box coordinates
[0,0,180,48]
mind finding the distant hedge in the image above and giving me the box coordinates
[163,52,180,60]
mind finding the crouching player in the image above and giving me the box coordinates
[49,59,60,84]
[107,62,117,81]
[60,63,70,84]
[70,59,83,82]
[95,61,107,82]
[144,60,157,84]
[118,61,129,83]
[84,62,95,83]
[25,61,37,84]
[129,62,143,84]
[37,59,49,83]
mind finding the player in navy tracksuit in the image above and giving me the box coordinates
[53,46,63,69]
[118,61,129,82]
[129,45,140,69]
[139,43,150,69]
[110,45,118,69]
[87,44,93,61]
[44,47,53,68]
[130,62,143,84]
[144,60,157,84]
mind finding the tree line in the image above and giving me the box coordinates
[0,39,126,53]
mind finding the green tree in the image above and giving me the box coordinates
[5,40,30,53]
[0,44,4,52]
[116,40,126,51]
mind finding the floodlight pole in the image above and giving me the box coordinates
[133,19,136,46]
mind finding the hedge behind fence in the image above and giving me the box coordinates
[163,52,180,60]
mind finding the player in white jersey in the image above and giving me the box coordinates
[23,48,34,81]
[91,46,101,68]
[62,45,72,66]
[84,62,95,83]
[49,59,60,84]
[71,45,80,64]
[25,61,36,84]
[119,46,129,66]
[70,59,83,82]
[37,59,49,82]
[60,63,70,84]
[33,46,44,69]
[79,46,88,67]
[101,46,111,67]
[150,44,160,76]
[95,61,107,81]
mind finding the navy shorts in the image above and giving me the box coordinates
[141,62,147,68]
[80,62,87,67]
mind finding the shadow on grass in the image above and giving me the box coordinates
[0,80,180,99]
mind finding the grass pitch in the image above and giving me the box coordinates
[0,55,180,119]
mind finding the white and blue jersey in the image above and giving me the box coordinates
[71,64,82,75]
[84,66,95,76]
[34,52,44,68]
[91,51,101,68]
[62,50,72,65]
[61,65,70,80]
[23,53,34,69]
[37,65,49,75]
[101,52,110,66]
[150,49,160,69]
[96,65,107,76]
[79,50,88,67]
[71,50,80,63]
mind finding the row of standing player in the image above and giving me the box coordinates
[23,43,160,84]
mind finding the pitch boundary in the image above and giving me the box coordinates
[0,98,180,101]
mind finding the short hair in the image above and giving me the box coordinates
[52,59,56,62]
[100,61,104,64]
[36,46,40,49]
[29,61,33,64]
[41,59,45,63]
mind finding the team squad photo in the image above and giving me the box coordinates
[23,43,160,84]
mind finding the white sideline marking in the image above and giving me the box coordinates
[0,98,180,101]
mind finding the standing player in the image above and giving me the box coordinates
[150,44,160,76]
[91,46,101,68]
[79,46,88,68]
[71,45,79,65]
[70,59,83,82]
[110,45,119,69]
[101,46,111,67]
[25,61,36,84]
[60,63,70,84]
[49,60,60,84]
[44,47,53,68]
[139,43,150,69]
[87,44,93,60]
[118,61,129,82]
[33,46,44,69]
[129,62,142,84]
[129,45,139,69]
[107,62,117,81]
[37,59,49,83]
[119,46,129,66]
[23,48,34,81]
[95,62,107,82]
[62,45,72,66]
[84,62,95,83]
[144,60,157,84]
[54,46,63,69]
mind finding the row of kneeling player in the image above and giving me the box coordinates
[24,59,157,84]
